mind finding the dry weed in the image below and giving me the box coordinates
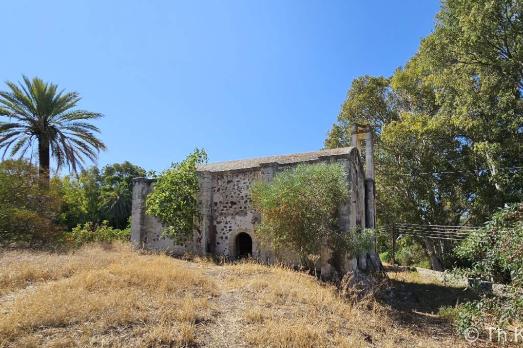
[222,261,469,348]
[0,244,214,347]
[0,246,478,347]
[0,242,132,295]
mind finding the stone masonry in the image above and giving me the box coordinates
[131,145,373,273]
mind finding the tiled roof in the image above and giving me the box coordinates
[197,147,354,172]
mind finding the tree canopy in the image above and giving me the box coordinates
[59,161,146,230]
[326,0,522,227]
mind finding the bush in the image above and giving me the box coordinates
[0,160,62,247]
[455,203,522,285]
[57,162,146,231]
[379,251,391,263]
[339,228,375,257]
[251,163,348,258]
[449,203,523,332]
[64,221,130,247]
[395,236,430,267]
[146,149,207,242]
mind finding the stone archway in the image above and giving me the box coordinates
[235,232,252,258]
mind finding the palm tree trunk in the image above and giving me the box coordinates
[38,135,50,186]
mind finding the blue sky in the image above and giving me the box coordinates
[2,0,440,172]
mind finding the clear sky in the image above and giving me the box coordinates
[2,0,440,172]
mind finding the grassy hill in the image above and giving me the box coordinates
[0,243,487,347]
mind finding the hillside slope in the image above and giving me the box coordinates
[0,244,483,347]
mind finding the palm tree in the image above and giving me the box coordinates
[0,76,106,185]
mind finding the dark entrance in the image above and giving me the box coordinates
[236,233,252,258]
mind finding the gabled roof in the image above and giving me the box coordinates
[197,147,355,173]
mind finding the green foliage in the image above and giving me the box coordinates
[0,159,143,247]
[0,76,106,184]
[325,76,398,149]
[338,228,375,257]
[395,236,430,267]
[58,161,146,230]
[251,163,348,257]
[0,160,62,246]
[448,204,523,331]
[325,0,522,269]
[443,295,523,334]
[455,203,522,286]
[378,114,470,225]
[146,149,207,241]
[99,161,147,229]
[64,221,130,248]
[403,0,523,220]
[439,303,482,335]
[58,167,101,229]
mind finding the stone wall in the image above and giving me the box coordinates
[131,178,189,255]
[210,169,259,257]
[131,147,367,268]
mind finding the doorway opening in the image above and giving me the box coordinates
[235,232,252,259]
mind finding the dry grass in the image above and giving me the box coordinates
[0,245,480,347]
[0,243,215,347]
[218,262,467,348]
[0,243,134,295]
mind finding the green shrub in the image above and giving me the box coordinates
[395,236,429,267]
[57,161,146,231]
[439,303,482,335]
[65,221,130,247]
[443,296,523,335]
[455,203,522,285]
[145,149,207,242]
[251,163,348,258]
[448,203,523,332]
[338,228,375,257]
[379,251,391,263]
[0,160,62,247]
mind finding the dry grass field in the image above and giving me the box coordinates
[0,243,492,347]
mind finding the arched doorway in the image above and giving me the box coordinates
[235,232,252,259]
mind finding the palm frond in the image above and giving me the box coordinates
[0,91,38,123]
[0,138,19,159]
[51,92,81,117]
[6,79,38,116]
[0,131,22,144]
[62,121,101,132]
[0,122,24,132]
[10,136,31,157]
[55,110,102,122]
[0,76,105,177]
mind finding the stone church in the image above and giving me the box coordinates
[131,128,375,269]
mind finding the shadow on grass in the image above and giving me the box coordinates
[375,270,480,337]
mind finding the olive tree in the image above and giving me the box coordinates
[251,163,348,259]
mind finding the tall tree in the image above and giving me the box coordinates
[0,76,106,185]
[325,0,522,269]
[59,161,146,230]
[325,76,398,149]
[100,161,146,229]
[146,149,207,241]
[326,0,522,226]
[396,0,522,221]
